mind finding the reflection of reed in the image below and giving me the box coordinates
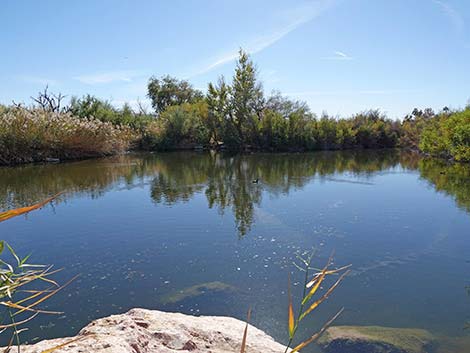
[0,154,163,210]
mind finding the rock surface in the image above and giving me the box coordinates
[317,325,436,353]
[13,308,287,353]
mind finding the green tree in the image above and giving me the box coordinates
[143,101,210,149]
[265,91,310,118]
[206,76,231,144]
[69,94,117,121]
[230,49,265,146]
[147,75,203,114]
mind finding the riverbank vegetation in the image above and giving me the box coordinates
[0,105,135,165]
[1,50,469,165]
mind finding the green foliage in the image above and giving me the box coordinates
[69,95,153,130]
[230,49,265,145]
[145,50,407,153]
[205,49,265,148]
[419,108,470,161]
[2,49,469,161]
[260,92,316,150]
[147,75,203,115]
[142,101,210,150]
[206,77,239,147]
[400,108,436,148]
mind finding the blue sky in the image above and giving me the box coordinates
[1,0,469,118]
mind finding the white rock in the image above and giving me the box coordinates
[13,308,288,353]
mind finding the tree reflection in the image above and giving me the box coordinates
[2,150,470,236]
[147,150,405,236]
[418,158,470,213]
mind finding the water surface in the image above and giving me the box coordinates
[1,150,469,351]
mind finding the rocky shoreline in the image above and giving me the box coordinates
[6,309,470,353]
[11,309,286,353]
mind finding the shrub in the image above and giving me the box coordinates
[141,102,210,150]
[420,108,470,161]
[69,95,153,130]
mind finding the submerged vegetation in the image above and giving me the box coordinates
[159,281,237,305]
[1,50,469,165]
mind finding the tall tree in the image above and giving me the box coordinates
[206,76,231,144]
[147,75,203,114]
[230,49,264,145]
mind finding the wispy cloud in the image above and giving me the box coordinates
[432,0,464,33]
[18,75,58,86]
[322,50,354,61]
[191,1,334,77]
[74,70,145,85]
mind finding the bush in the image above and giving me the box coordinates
[141,102,210,150]
[69,95,153,130]
[420,108,470,161]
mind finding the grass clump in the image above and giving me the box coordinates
[0,106,136,165]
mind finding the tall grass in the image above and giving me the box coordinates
[0,107,136,165]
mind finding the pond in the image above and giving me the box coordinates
[1,150,469,351]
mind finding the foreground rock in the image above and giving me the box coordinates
[14,308,287,353]
[317,325,436,353]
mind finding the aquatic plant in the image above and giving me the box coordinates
[0,195,71,352]
[0,241,74,352]
[284,251,350,352]
[239,251,350,353]
[159,281,236,305]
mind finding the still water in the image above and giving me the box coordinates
[1,150,469,350]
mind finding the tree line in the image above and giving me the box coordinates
[1,49,469,162]
[140,49,470,161]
